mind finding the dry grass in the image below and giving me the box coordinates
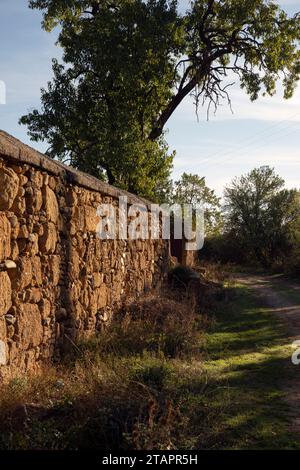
[0,278,214,450]
[1,267,294,450]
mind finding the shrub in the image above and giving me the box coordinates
[77,293,202,359]
[168,265,200,288]
[0,285,215,450]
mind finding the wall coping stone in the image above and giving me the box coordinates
[0,130,154,209]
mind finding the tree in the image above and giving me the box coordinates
[172,172,222,236]
[21,1,300,197]
[224,166,300,266]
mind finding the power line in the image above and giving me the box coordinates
[200,121,300,172]
[197,111,300,167]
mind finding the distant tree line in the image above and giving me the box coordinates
[199,166,300,273]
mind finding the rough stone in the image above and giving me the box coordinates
[84,205,101,232]
[97,284,108,309]
[26,189,43,213]
[0,272,12,316]
[48,255,60,285]
[31,256,42,286]
[39,222,57,254]
[18,225,29,239]
[0,213,11,260]
[0,316,6,340]
[14,257,32,290]
[0,131,170,378]
[93,272,103,288]
[18,304,43,350]
[39,299,51,319]
[44,186,59,223]
[10,241,19,260]
[25,288,41,303]
[0,167,19,210]
[7,213,19,239]
[11,197,26,216]
[0,340,6,366]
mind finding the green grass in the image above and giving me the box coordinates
[1,281,300,450]
[198,283,300,449]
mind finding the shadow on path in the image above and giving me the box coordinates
[236,273,300,436]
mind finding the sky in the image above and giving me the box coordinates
[0,0,299,197]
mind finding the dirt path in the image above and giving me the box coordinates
[236,273,300,434]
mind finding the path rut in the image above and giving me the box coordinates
[237,274,300,435]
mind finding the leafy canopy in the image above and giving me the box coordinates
[224,166,300,266]
[172,172,222,236]
[21,1,300,198]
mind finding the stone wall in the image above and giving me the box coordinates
[0,131,170,380]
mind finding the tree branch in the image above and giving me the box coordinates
[149,74,199,140]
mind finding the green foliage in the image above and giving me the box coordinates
[156,172,222,234]
[223,166,300,267]
[23,0,180,198]
[1,280,299,450]
[203,282,300,449]
[76,292,201,359]
[21,1,300,198]
[172,173,222,235]
[0,288,205,450]
[169,264,200,287]
[201,232,245,264]
[131,362,172,391]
